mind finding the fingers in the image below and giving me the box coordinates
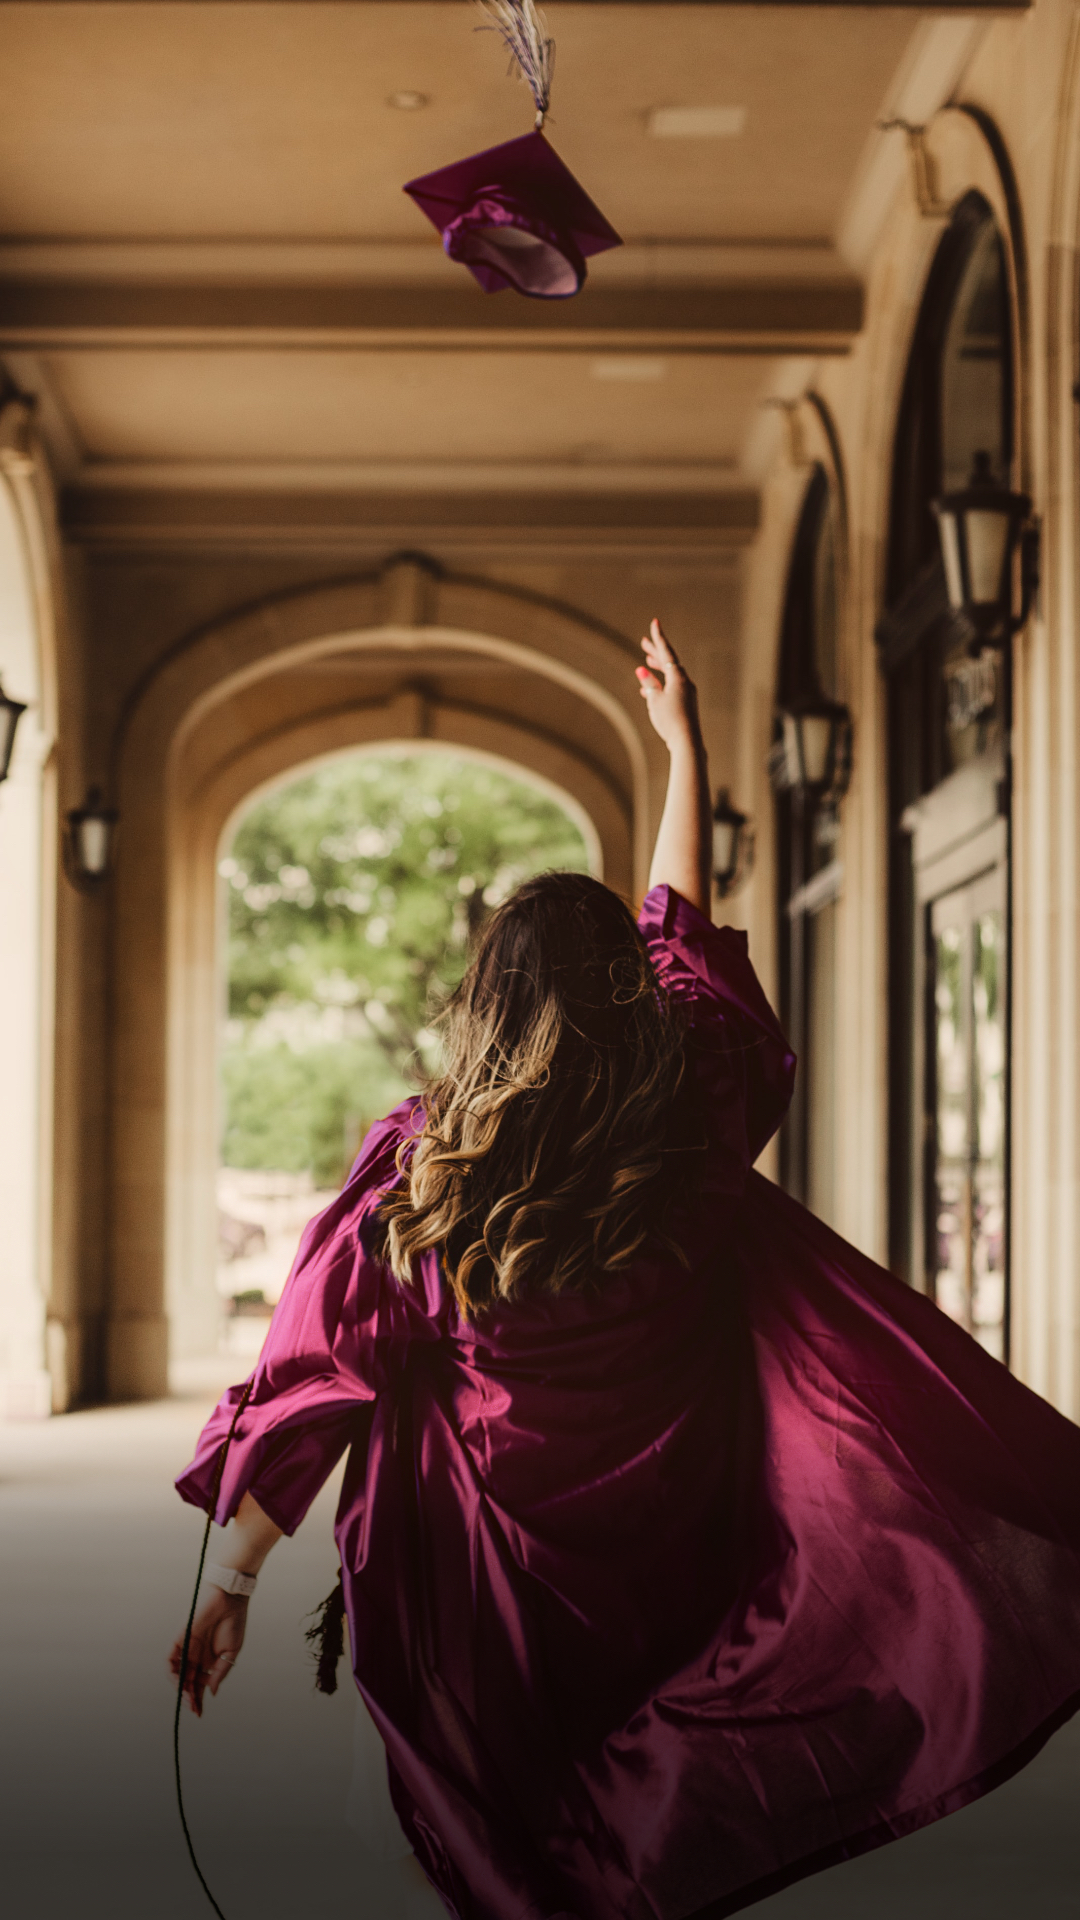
[169,1631,215,1716]
[187,1638,206,1716]
[207,1648,238,1697]
[639,638,665,686]
[640,619,683,685]
[648,617,683,671]
[170,1589,249,1712]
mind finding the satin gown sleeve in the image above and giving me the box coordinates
[637,882,796,1180]
[175,1099,446,1534]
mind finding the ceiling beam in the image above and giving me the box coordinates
[61,483,760,550]
[0,2,1029,9]
[0,277,862,355]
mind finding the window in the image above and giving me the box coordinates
[775,465,842,1222]
[878,191,1013,1359]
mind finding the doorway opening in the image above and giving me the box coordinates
[213,745,592,1365]
[774,462,842,1227]
[0,475,52,1419]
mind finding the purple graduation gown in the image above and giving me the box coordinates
[178,885,1080,1920]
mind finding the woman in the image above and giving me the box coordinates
[174,622,1080,1920]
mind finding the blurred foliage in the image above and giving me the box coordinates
[220,1037,407,1184]
[221,751,589,1184]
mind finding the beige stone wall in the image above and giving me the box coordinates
[728,0,1080,1414]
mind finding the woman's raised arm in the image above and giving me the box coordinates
[636,618,712,914]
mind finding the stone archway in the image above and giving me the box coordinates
[0,465,57,1418]
[107,558,661,1397]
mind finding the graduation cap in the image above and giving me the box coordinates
[404,129,622,299]
[402,2,622,299]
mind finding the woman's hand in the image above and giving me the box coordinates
[635,619,702,752]
[169,1587,249,1717]
[168,1493,281,1716]
[637,617,712,913]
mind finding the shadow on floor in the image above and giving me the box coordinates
[1,1397,1077,1919]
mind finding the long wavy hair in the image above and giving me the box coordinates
[377,871,703,1316]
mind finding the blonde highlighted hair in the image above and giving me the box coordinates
[377,872,703,1316]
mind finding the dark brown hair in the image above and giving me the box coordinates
[377,871,701,1315]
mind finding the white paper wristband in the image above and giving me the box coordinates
[203,1561,258,1598]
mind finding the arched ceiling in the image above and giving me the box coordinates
[0,2,1015,548]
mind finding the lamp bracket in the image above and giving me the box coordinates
[1013,518,1040,633]
[876,121,952,221]
[761,397,810,469]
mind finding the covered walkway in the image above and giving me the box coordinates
[5,4,1080,1915]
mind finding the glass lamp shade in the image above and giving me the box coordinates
[712,788,750,895]
[0,680,28,783]
[775,699,849,795]
[77,815,110,876]
[0,396,35,476]
[933,452,1030,635]
[66,787,118,883]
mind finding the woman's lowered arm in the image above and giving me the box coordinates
[168,1490,283,1716]
[636,618,712,914]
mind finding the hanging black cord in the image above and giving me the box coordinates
[173,1380,254,1920]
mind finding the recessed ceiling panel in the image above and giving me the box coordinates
[0,4,918,244]
[44,345,774,468]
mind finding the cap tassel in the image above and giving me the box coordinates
[477,0,554,130]
[305,1575,347,1695]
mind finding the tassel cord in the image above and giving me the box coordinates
[305,1577,347,1695]
[476,0,555,126]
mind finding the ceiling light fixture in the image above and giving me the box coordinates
[591,358,667,382]
[648,106,747,140]
[388,91,429,111]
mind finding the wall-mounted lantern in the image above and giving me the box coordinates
[712,788,753,898]
[0,395,35,477]
[65,786,118,888]
[0,679,28,785]
[932,450,1037,647]
[771,692,853,803]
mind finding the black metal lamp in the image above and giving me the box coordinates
[0,396,35,476]
[932,450,1036,644]
[0,678,27,785]
[65,786,118,887]
[771,691,853,802]
[712,788,752,898]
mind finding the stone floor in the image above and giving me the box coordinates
[1,1390,1077,1920]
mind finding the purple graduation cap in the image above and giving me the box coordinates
[402,2,622,299]
[404,128,622,299]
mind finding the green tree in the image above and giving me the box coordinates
[221,751,589,1184]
